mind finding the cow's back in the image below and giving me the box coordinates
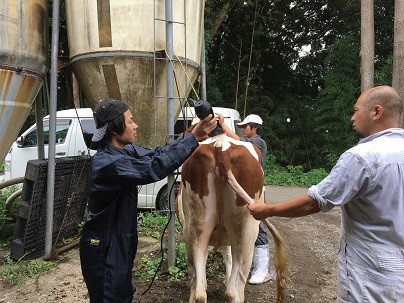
[180,140,262,247]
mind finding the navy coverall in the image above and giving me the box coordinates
[80,134,199,303]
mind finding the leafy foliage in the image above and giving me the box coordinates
[265,165,328,187]
[312,34,361,168]
[265,154,328,187]
[139,211,180,239]
[205,0,395,169]
[0,186,20,243]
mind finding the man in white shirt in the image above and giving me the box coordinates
[248,85,404,302]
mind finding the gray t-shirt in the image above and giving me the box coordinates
[240,135,267,168]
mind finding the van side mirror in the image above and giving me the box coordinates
[16,136,24,148]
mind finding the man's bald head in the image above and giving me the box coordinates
[351,86,403,138]
[363,85,402,119]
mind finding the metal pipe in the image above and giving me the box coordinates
[0,177,24,190]
[5,189,22,211]
[201,30,207,101]
[35,87,45,160]
[45,0,61,261]
[56,238,80,255]
[0,64,44,77]
[165,0,176,268]
[70,51,199,69]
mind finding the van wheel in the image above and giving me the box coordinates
[157,183,179,211]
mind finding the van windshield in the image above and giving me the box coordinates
[79,118,96,135]
[23,119,72,147]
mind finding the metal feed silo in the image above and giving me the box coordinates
[65,0,205,147]
[0,1,49,163]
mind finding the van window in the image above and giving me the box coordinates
[23,119,72,147]
[234,119,243,137]
[174,119,191,139]
[79,118,96,135]
[79,118,96,149]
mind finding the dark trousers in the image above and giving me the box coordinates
[255,222,268,246]
[80,231,135,303]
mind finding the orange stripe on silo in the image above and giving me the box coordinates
[97,0,112,47]
[102,64,122,100]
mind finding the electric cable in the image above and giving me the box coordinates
[137,49,197,302]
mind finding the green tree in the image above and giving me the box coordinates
[205,0,350,169]
[313,35,361,168]
[205,0,395,170]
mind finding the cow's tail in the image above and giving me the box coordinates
[175,182,185,228]
[263,218,288,303]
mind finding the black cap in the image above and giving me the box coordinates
[92,98,128,142]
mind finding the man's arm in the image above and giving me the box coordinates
[217,113,240,140]
[248,194,321,220]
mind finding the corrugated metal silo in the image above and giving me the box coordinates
[65,0,205,147]
[0,1,49,162]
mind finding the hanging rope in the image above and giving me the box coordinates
[171,52,200,100]
[235,40,242,110]
[243,0,259,118]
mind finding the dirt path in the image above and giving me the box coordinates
[0,186,340,303]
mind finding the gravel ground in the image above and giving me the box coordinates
[0,186,341,303]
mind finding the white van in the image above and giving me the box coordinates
[3,108,96,181]
[3,106,242,210]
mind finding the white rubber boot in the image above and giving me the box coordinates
[248,244,275,284]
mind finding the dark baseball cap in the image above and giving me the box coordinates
[92,98,128,142]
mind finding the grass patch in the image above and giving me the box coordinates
[0,254,56,284]
[265,165,328,187]
[264,154,329,187]
[139,211,180,239]
[135,212,225,283]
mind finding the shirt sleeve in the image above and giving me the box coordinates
[308,151,371,212]
[94,134,199,185]
[129,134,195,157]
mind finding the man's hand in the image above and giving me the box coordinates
[191,114,218,142]
[247,199,271,220]
[217,113,225,126]
[216,113,240,140]
[182,123,195,136]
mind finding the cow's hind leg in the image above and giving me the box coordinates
[186,244,209,303]
[183,194,218,303]
[218,246,232,285]
[225,231,257,303]
[223,197,259,302]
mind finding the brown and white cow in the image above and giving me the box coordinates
[177,134,287,303]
